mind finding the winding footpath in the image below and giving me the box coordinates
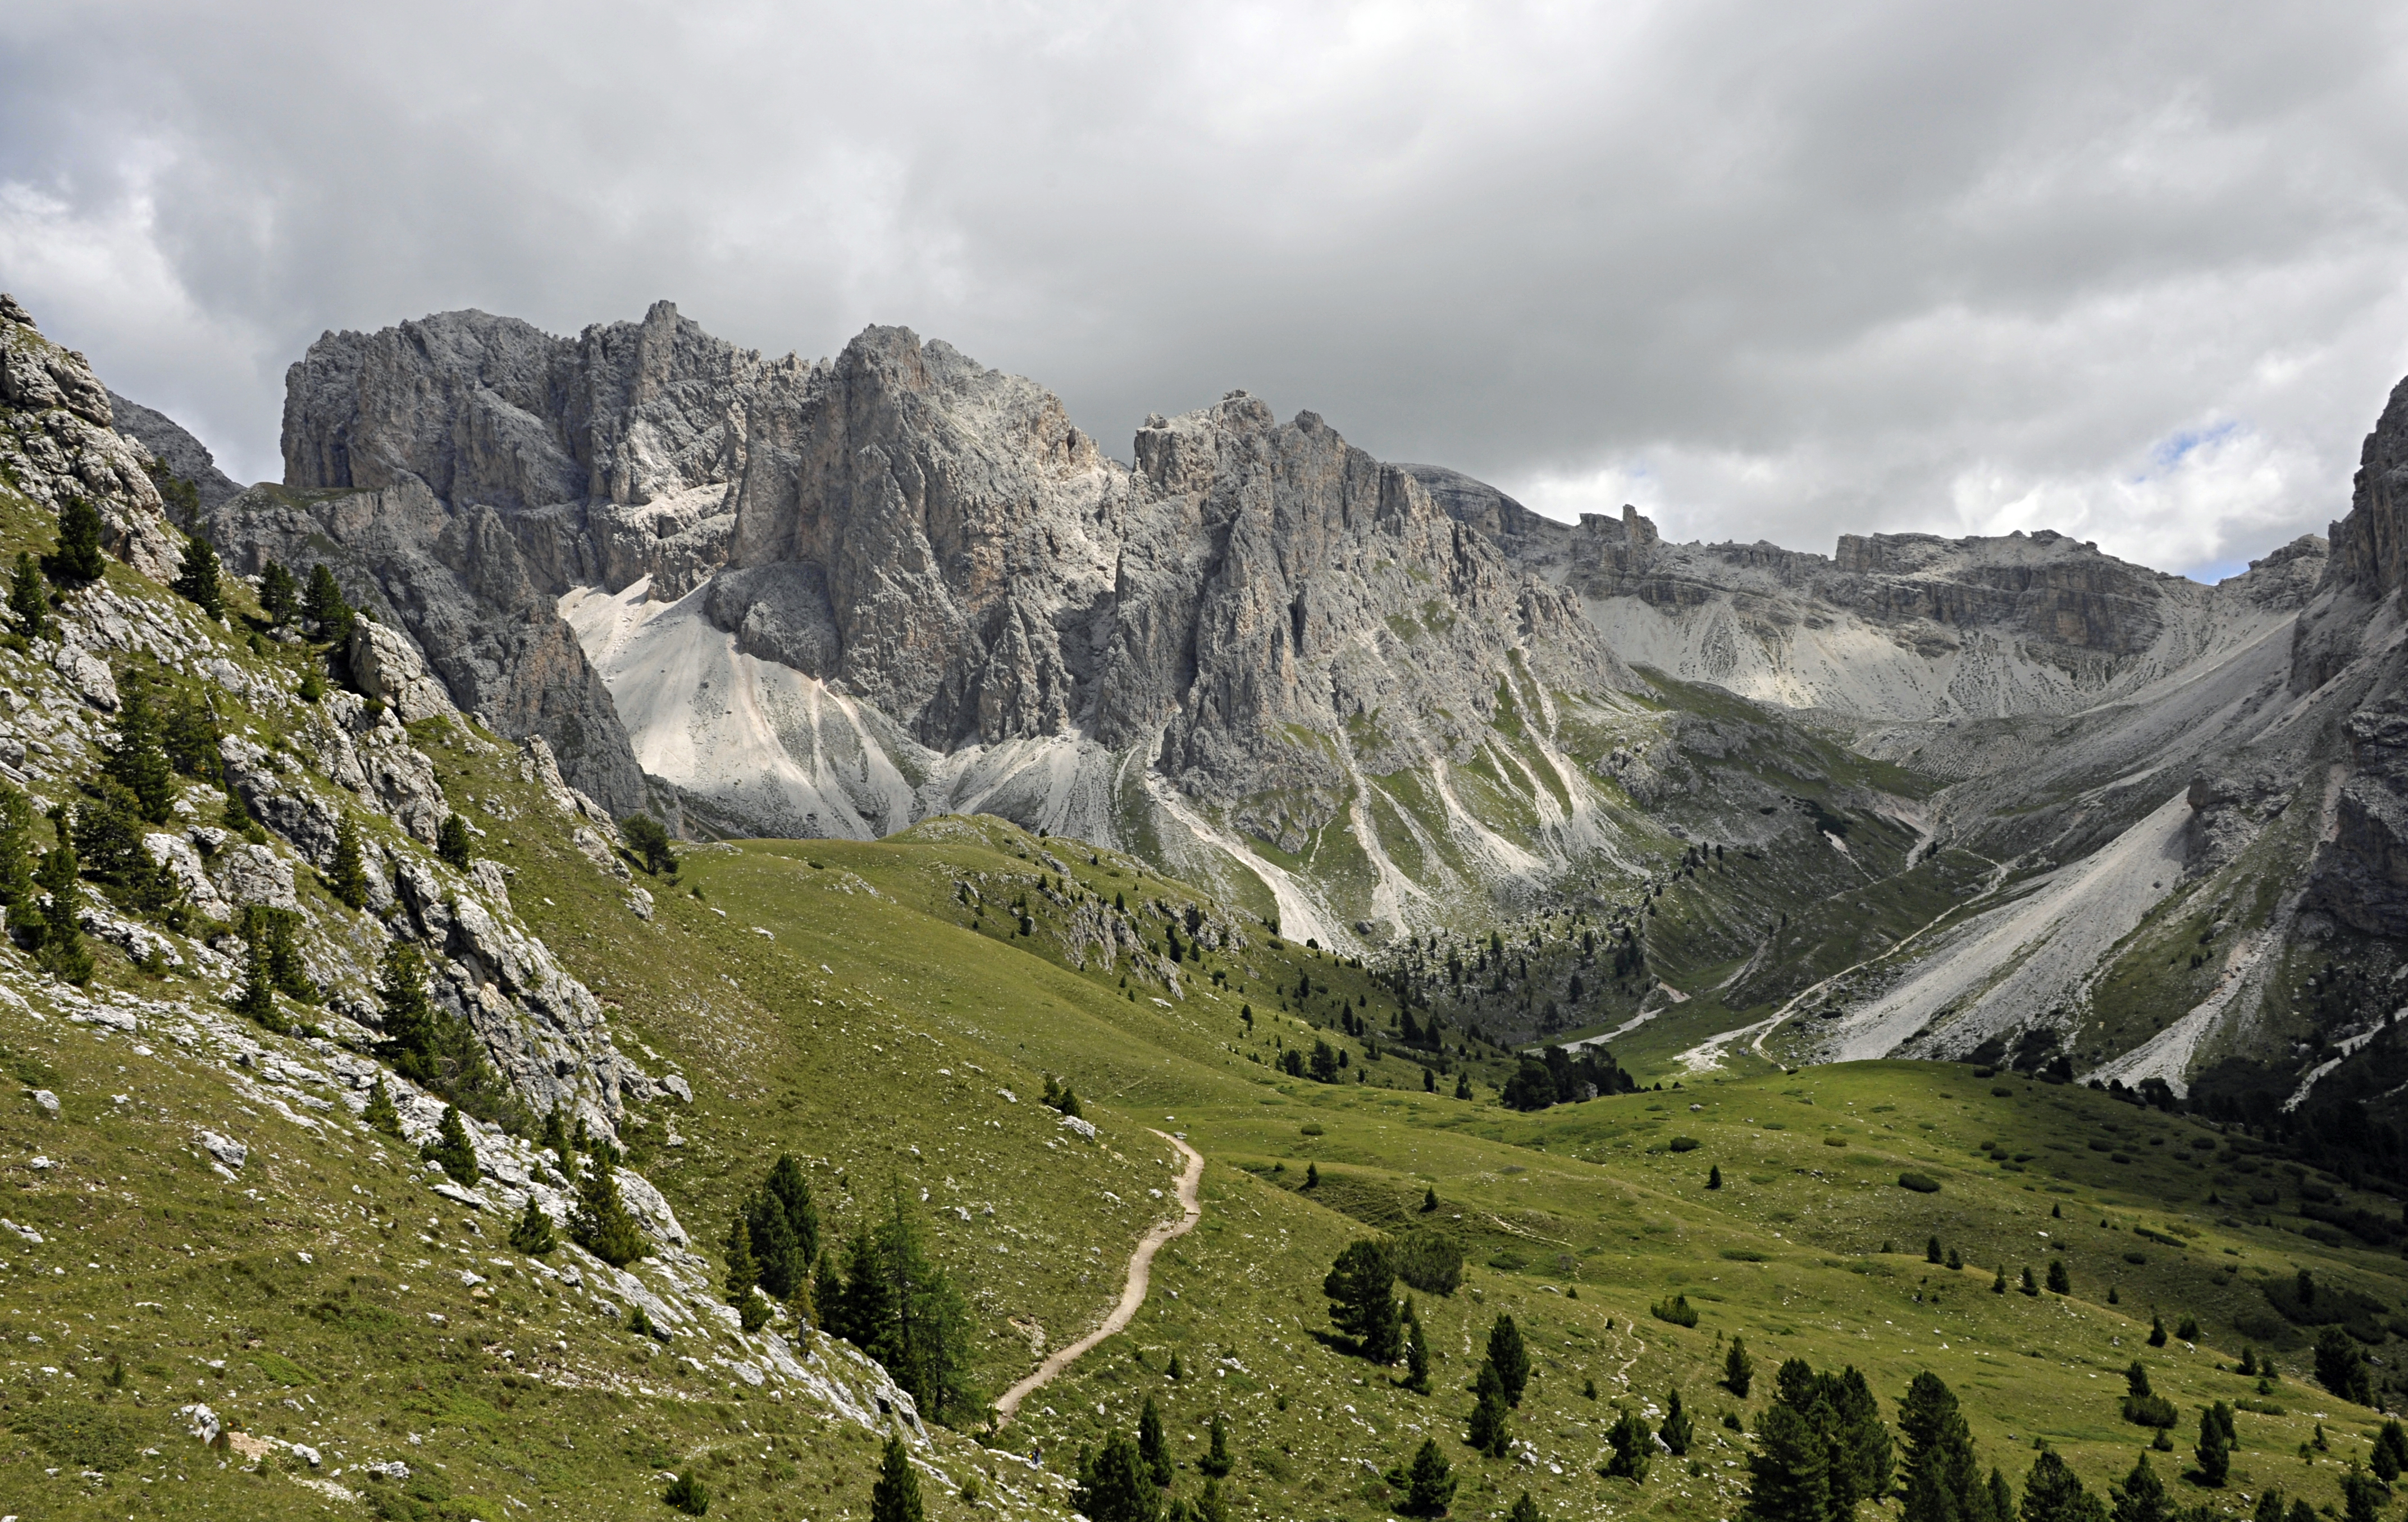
[995,1129,1205,1425]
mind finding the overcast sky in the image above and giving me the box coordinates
[6,2,2406,581]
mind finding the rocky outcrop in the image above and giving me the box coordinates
[107,389,245,516]
[0,294,180,581]
[2332,372,2408,599]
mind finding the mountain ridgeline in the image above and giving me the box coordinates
[106,296,2408,1132]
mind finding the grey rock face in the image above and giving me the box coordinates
[106,389,245,515]
[0,295,180,582]
[348,618,457,722]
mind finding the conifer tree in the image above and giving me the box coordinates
[2371,1419,2408,1484]
[1990,1467,2016,1522]
[1200,1412,1232,1478]
[763,1153,820,1279]
[1661,1389,1694,1456]
[8,552,51,640]
[1404,1438,1456,1516]
[436,813,473,869]
[52,495,106,584]
[1508,1492,1543,1522]
[871,1434,924,1522]
[1139,1394,1174,1487]
[539,1100,571,1166]
[303,563,354,644]
[2046,1260,2070,1295]
[2020,1447,2108,1522]
[1726,1336,1755,1397]
[2109,1453,2169,1522]
[1194,1478,1229,1522]
[2020,1266,2038,1296]
[1708,1163,1723,1190]
[231,927,277,1024]
[1488,1314,1530,1406]
[724,1211,760,1306]
[1454,1072,1473,1100]
[1075,1430,1161,1522]
[0,783,38,915]
[1604,1408,1653,1482]
[425,1104,480,1185]
[325,814,368,909]
[746,1186,801,1299]
[2195,1402,2233,1487]
[1325,1240,1402,1362]
[572,1152,646,1266]
[34,842,92,983]
[258,560,298,625]
[362,1073,402,1136]
[509,1194,557,1256]
[1405,1303,1433,1394]
[2147,1313,2167,1347]
[1748,1402,1831,1522]
[1898,1372,1988,1522]
[377,941,437,1082]
[172,534,223,619]
[1467,1364,1511,1457]
[101,675,175,824]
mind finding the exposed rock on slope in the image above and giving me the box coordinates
[1,294,180,581]
[107,388,245,514]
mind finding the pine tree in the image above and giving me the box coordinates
[2021,1447,2108,1522]
[34,843,93,984]
[619,813,677,876]
[871,1434,924,1522]
[2371,1419,2408,1484]
[1508,1493,1544,1522]
[1200,1412,1233,1478]
[509,1194,557,1255]
[2109,1453,2169,1522]
[436,813,473,869]
[231,927,277,1025]
[1993,1265,2008,1293]
[662,1468,709,1516]
[763,1153,820,1281]
[2195,1402,2233,1487]
[1990,1467,2017,1522]
[2147,1313,2167,1347]
[1194,1477,1229,1522]
[1404,1437,1456,1516]
[1075,1431,1161,1522]
[1661,1389,1694,1456]
[0,784,38,916]
[2315,1328,2373,1404]
[2046,1259,2069,1294]
[539,1100,571,1167]
[172,534,223,619]
[724,1211,760,1306]
[258,561,298,626]
[1708,1163,1723,1190]
[326,814,370,910]
[1325,1240,1402,1362]
[1139,1394,1174,1487]
[2020,1266,2038,1296]
[1488,1314,1530,1406]
[1746,1402,1831,1522]
[8,552,51,640]
[1928,1236,1944,1264]
[1405,1305,1433,1393]
[362,1074,402,1136]
[52,495,106,584]
[1898,1371,1986,1522]
[425,1104,480,1185]
[571,1152,647,1266]
[1454,1072,1472,1100]
[1725,1335,1755,1398]
[746,1186,801,1300]
[303,563,354,644]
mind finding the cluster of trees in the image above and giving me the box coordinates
[813,1186,980,1427]
[1745,1359,1895,1522]
[1322,1231,1466,1388]
[1071,1394,1232,1522]
[1466,1313,1529,1457]
[1500,1044,1639,1112]
[720,1154,820,1331]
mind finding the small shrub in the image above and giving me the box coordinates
[1668,1136,1700,1152]
[1650,1293,1699,1328]
[1898,1172,1942,1193]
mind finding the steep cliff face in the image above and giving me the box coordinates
[0,294,181,581]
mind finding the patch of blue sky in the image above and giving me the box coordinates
[2136,418,2245,481]
[2183,557,2250,585]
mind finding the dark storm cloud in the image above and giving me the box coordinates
[4,0,2405,576]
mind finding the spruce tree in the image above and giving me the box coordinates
[2109,1453,2169,1522]
[764,1153,820,1278]
[1488,1314,1530,1406]
[1508,1493,1543,1522]
[1200,1412,1232,1478]
[425,1104,480,1184]
[303,563,354,644]
[52,495,106,584]
[329,814,369,910]
[1195,1477,1229,1522]
[34,842,93,983]
[1708,1163,1723,1190]
[509,1194,557,1255]
[539,1100,571,1168]
[1993,1265,2008,1293]
[362,1073,402,1136]
[723,1211,760,1306]
[2021,1447,2108,1522]
[1898,1371,1986,1522]
[662,1469,709,1516]
[870,1434,924,1522]
[746,1186,801,1300]
[1139,1394,1174,1487]
[231,927,278,1025]
[259,561,299,626]
[1405,1304,1433,1394]
[0,783,38,916]
[1746,1402,1831,1522]
[2147,1313,2167,1347]
[2371,1419,2408,1484]
[571,1152,646,1266]
[1725,1335,1755,1398]
[377,941,437,1082]
[1989,1467,2016,1522]
[436,813,473,869]
[2046,1260,2070,1295]
[2341,1469,2387,1522]
[1404,1438,1456,1516]
[2020,1266,2038,1296]
[1661,1389,1694,1456]
[8,552,51,640]
[172,534,223,619]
